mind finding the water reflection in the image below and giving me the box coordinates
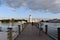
[0,22,22,32]
[40,22,59,40]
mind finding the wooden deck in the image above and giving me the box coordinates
[15,24,53,40]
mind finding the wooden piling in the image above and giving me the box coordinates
[45,25,48,34]
[58,28,60,40]
[7,28,12,40]
[18,25,21,34]
[0,27,2,32]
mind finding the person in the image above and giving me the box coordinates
[32,22,33,26]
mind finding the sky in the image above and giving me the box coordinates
[0,5,60,20]
[1,0,60,20]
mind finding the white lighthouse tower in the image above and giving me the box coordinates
[29,10,32,23]
[29,15,32,22]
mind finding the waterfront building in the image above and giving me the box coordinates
[29,15,32,22]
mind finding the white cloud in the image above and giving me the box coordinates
[1,0,60,13]
[8,7,16,11]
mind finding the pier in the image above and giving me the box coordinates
[15,23,53,40]
[1,0,60,40]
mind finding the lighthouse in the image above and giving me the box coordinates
[29,15,32,22]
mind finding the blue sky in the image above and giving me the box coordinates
[0,5,60,19]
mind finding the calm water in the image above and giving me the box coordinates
[0,22,23,40]
[0,22,59,40]
[0,22,23,32]
[39,22,60,40]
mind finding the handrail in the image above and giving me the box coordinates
[39,23,59,40]
[48,32,57,37]
[0,22,28,40]
[48,27,57,29]
[48,33,57,40]
[48,28,57,31]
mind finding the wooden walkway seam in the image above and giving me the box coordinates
[15,24,53,40]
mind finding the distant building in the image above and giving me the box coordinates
[29,15,41,23]
[32,19,41,23]
[29,15,32,22]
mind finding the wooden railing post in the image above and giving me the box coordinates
[7,28,12,40]
[22,24,24,29]
[58,28,60,40]
[22,24,24,30]
[0,27,2,32]
[18,25,21,34]
[45,25,48,34]
[24,23,26,28]
[38,23,40,28]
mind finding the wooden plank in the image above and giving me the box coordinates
[15,24,53,40]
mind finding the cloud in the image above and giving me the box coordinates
[24,0,60,13]
[1,0,60,13]
[7,7,16,11]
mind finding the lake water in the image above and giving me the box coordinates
[0,22,23,40]
[0,22,59,40]
[39,22,60,40]
[0,22,23,32]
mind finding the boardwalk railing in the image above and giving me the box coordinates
[0,22,27,40]
[38,22,60,40]
[44,25,57,40]
[7,23,27,40]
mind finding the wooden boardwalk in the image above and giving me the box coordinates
[15,24,53,40]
